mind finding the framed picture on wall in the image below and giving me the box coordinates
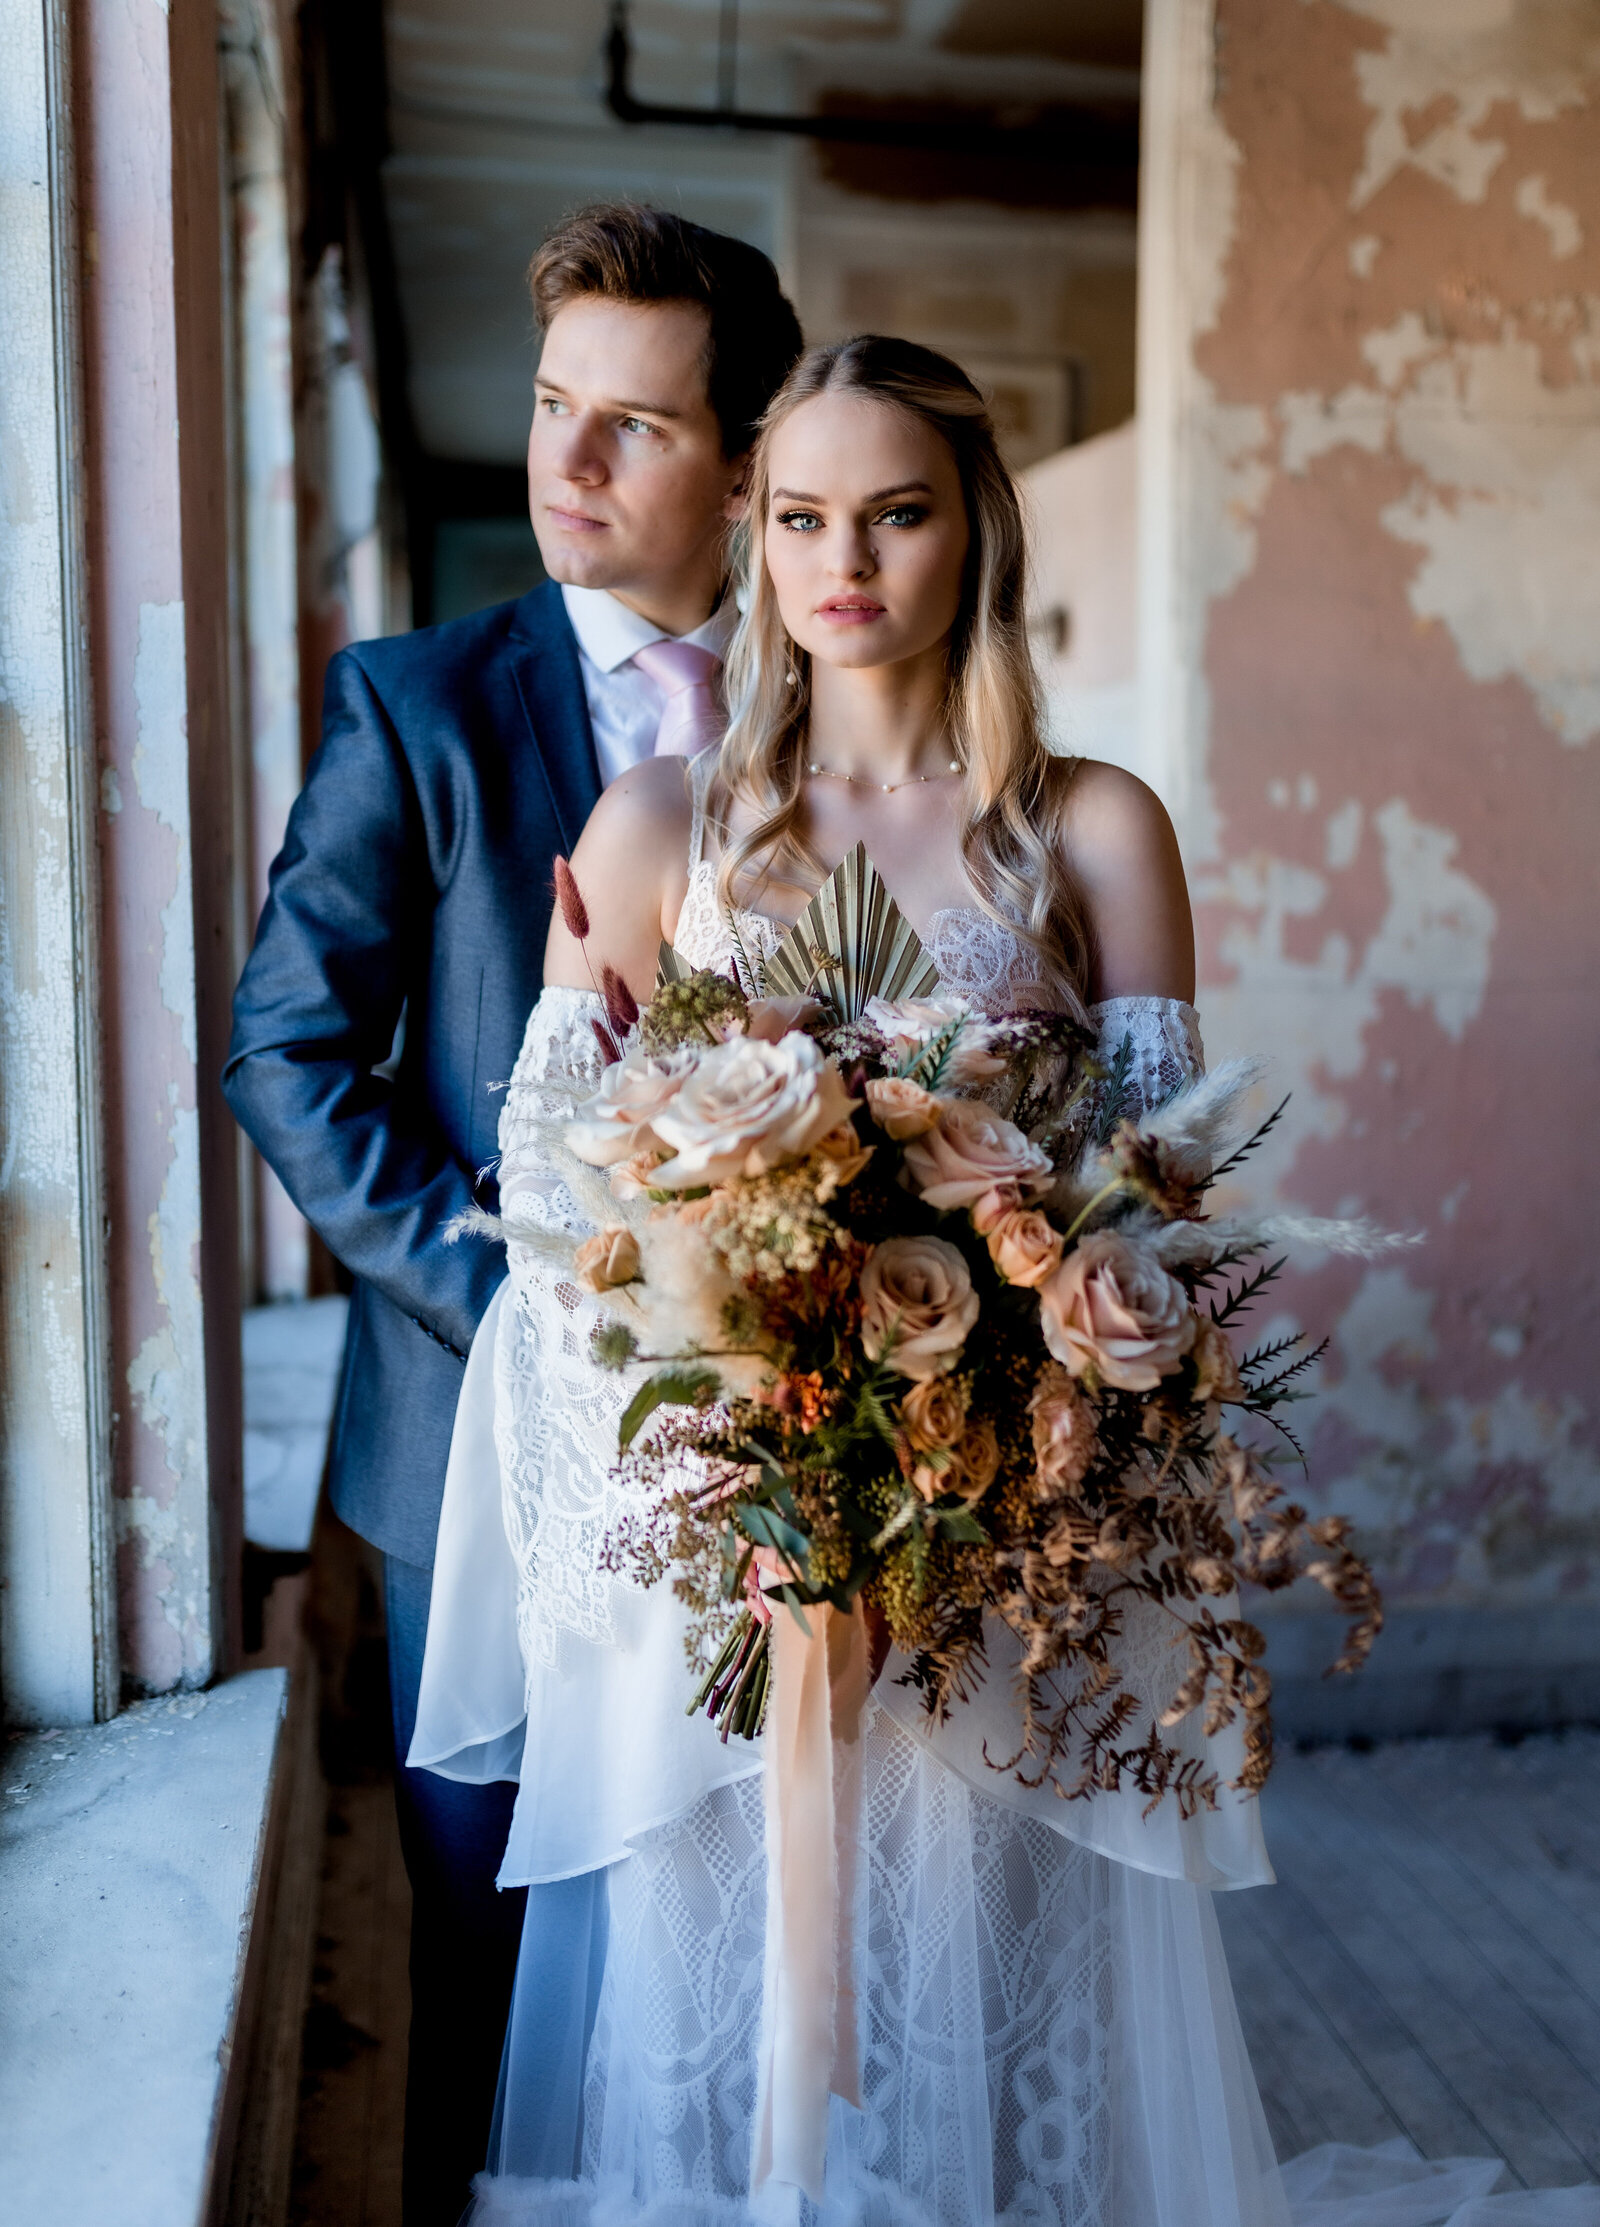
[955,356,1080,471]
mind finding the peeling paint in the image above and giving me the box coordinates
[1345,0,1598,212]
[1149,0,1600,1611]
[132,600,198,1062]
[1515,172,1582,258]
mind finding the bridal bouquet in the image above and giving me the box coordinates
[542,850,1383,1813]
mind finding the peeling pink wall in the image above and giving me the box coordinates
[1171,0,1600,1604]
[79,0,243,1689]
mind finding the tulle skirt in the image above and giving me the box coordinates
[470,1705,1288,2227]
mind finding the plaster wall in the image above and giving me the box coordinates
[78,0,244,1689]
[1142,0,1600,1619]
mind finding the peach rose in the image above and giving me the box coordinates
[648,1034,857,1189]
[812,1122,873,1193]
[915,1417,1000,1504]
[860,1234,980,1382]
[903,1098,1053,1212]
[864,1076,942,1140]
[573,1224,641,1292]
[1029,1363,1099,1492]
[986,1207,1065,1289]
[1037,1231,1197,1391]
[900,1374,969,1453]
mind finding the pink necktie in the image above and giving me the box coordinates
[631,638,724,758]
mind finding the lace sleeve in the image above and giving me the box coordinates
[493,987,637,1671]
[1089,995,1204,1118]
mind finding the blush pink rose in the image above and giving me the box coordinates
[902,1098,1053,1212]
[860,1234,980,1382]
[1038,1231,1196,1391]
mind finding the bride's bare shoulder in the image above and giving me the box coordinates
[1052,756,1194,1003]
[547,757,695,995]
[570,755,695,867]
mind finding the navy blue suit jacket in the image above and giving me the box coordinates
[224,582,601,1566]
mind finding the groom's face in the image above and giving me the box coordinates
[528,297,745,619]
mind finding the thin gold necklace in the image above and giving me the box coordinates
[806,756,961,795]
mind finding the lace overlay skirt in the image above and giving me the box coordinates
[471,1708,1287,2227]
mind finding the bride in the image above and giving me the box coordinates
[411,337,1565,2227]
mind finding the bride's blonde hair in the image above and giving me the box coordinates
[710,335,1090,1019]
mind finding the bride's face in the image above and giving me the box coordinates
[763,393,969,673]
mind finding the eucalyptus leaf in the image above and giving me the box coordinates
[617,1362,719,1451]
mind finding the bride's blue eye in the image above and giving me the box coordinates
[777,510,822,532]
[877,505,927,528]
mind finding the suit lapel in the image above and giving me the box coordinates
[506,582,603,852]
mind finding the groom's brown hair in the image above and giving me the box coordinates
[530,204,802,460]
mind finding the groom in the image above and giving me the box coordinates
[225,205,802,2225]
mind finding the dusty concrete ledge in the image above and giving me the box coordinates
[1256,1601,1600,1745]
[0,1672,300,2227]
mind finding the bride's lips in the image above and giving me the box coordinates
[817,595,886,626]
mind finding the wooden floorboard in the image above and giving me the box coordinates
[1222,1732,1600,2185]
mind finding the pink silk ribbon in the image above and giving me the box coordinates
[751,1598,873,2208]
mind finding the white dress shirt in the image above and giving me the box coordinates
[561,584,734,787]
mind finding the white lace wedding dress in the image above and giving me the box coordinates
[413,768,1592,2227]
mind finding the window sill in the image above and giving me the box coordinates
[0,1666,319,2227]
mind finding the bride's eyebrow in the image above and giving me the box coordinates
[770,481,933,504]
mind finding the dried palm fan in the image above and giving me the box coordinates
[764,845,939,1021]
[657,846,939,1022]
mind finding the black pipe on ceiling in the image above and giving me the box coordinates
[603,0,1139,175]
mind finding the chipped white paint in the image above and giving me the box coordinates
[1137,0,1253,838]
[1515,172,1582,258]
[0,0,117,1723]
[133,600,199,1063]
[1276,321,1600,745]
[1200,796,1496,1194]
[1312,1266,1600,1598]
[1343,0,1597,213]
[1348,232,1382,279]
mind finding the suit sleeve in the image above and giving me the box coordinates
[222,648,504,1358]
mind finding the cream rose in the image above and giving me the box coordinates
[1029,1363,1098,1493]
[903,1098,1053,1212]
[573,1224,641,1292]
[1037,1231,1196,1391]
[860,1234,980,1381]
[863,993,1007,1083]
[648,1033,857,1190]
[986,1207,1064,1289]
[864,1076,942,1140]
[568,1045,700,1167]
